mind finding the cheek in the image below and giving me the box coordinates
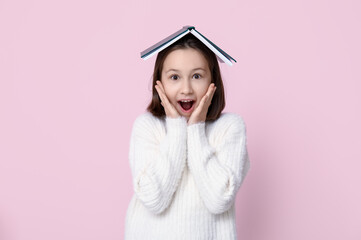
[199,79,211,91]
[163,86,177,101]
[197,85,209,97]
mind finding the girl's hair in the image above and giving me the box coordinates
[146,33,226,121]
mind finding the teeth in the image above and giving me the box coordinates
[180,100,193,102]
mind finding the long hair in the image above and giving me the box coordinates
[146,34,226,121]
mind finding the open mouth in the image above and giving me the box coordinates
[178,100,195,111]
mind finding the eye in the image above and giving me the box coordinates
[193,73,201,79]
[170,74,179,80]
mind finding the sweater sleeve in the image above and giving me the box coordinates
[129,114,188,215]
[187,115,250,215]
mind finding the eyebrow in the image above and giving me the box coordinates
[165,68,206,73]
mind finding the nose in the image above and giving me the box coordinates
[181,79,193,95]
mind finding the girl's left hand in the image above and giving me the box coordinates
[188,83,217,126]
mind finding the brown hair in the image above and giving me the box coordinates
[146,33,226,122]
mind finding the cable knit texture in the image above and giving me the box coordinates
[124,111,250,240]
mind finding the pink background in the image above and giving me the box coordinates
[1,0,360,239]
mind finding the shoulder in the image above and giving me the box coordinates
[134,111,163,124]
[206,112,247,143]
[213,112,247,131]
[132,112,165,135]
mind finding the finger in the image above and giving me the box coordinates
[156,86,167,110]
[203,88,212,104]
[209,86,217,101]
[154,85,164,102]
[199,94,208,108]
[156,81,171,106]
[206,83,214,95]
[157,80,166,96]
[206,84,216,104]
[156,81,176,115]
[155,81,165,99]
[209,83,216,93]
[155,81,168,103]
[155,81,163,93]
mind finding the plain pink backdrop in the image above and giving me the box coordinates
[1,0,360,239]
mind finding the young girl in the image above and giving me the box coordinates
[124,33,250,239]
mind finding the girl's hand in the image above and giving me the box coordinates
[188,83,217,126]
[155,80,180,119]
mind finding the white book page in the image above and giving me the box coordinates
[190,29,233,66]
[142,30,190,60]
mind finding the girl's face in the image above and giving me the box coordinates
[161,48,212,120]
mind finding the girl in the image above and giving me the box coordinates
[124,33,250,240]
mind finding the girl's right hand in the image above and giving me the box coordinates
[155,80,180,119]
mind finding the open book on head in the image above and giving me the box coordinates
[140,26,237,66]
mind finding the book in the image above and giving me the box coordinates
[140,26,237,66]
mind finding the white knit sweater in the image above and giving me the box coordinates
[124,111,250,240]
